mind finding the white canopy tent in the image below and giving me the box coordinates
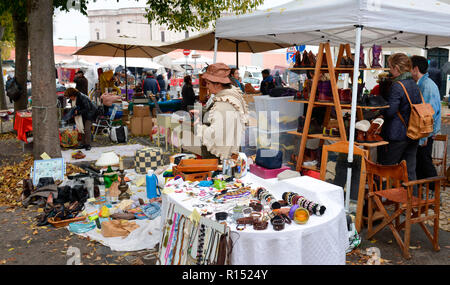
[216,0,450,213]
[217,0,450,49]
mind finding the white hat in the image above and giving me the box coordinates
[355,120,371,132]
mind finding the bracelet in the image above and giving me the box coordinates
[250,212,262,223]
[281,214,292,224]
[270,200,281,210]
[215,212,228,221]
[236,223,246,231]
[293,207,310,224]
[242,207,252,216]
[289,205,299,220]
[236,217,254,225]
[253,221,268,231]
[249,201,263,212]
[272,218,285,231]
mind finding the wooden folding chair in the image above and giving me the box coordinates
[365,158,444,259]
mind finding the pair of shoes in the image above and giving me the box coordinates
[339,56,354,68]
[85,145,91,151]
[355,119,384,143]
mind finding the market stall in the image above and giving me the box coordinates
[215,0,450,220]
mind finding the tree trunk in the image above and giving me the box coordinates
[12,13,29,111]
[0,26,7,110]
[28,0,61,159]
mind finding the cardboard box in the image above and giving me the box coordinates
[142,116,153,136]
[133,105,150,117]
[131,116,143,135]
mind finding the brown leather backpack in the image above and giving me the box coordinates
[396,81,434,140]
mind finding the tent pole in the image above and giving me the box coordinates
[345,25,363,213]
[424,35,429,58]
[125,47,128,101]
[236,41,239,67]
[213,37,218,64]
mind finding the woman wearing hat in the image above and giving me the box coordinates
[194,63,249,160]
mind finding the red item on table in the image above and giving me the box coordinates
[14,112,33,143]
[249,164,291,179]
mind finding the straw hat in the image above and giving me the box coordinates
[202,63,232,84]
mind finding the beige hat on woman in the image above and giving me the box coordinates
[202,63,232,84]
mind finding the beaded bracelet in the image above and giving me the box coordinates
[272,218,285,231]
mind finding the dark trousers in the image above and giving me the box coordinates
[416,138,437,179]
[82,119,92,146]
[380,139,419,182]
[416,137,438,194]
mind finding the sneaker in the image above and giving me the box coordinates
[85,145,91,151]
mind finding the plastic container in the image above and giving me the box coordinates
[253,95,304,132]
[146,169,159,199]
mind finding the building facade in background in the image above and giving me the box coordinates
[87,7,205,43]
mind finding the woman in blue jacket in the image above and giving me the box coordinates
[379,53,422,182]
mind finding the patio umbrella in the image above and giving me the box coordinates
[74,37,174,96]
[161,31,291,66]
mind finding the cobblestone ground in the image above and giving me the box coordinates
[0,109,449,265]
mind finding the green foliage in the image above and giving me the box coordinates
[0,12,14,43]
[144,0,265,32]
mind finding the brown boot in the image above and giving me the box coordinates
[356,130,366,143]
[355,120,370,143]
[308,51,316,67]
[366,118,384,142]
[301,50,309,67]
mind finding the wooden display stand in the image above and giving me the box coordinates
[288,42,390,173]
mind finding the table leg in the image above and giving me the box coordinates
[157,126,160,148]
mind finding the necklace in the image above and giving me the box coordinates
[177,218,190,265]
[171,215,185,265]
[196,224,206,265]
[164,212,178,265]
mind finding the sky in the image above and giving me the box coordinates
[53,0,291,47]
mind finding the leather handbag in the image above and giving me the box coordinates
[255,148,283,169]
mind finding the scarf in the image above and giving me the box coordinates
[392,72,413,82]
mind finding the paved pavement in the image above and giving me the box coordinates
[0,109,448,265]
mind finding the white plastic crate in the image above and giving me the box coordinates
[253,95,303,132]
[242,127,300,164]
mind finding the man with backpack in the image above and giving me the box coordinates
[411,55,441,181]
[6,76,22,103]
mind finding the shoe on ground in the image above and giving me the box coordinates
[85,145,91,151]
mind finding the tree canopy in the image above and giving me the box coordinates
[144,0,265,31]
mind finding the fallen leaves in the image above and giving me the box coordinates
[0,154,86,208]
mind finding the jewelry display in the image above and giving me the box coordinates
[282,191,326,216]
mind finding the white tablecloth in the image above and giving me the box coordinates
[162,173,348,265]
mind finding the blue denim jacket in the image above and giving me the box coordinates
[417,73,441,146]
